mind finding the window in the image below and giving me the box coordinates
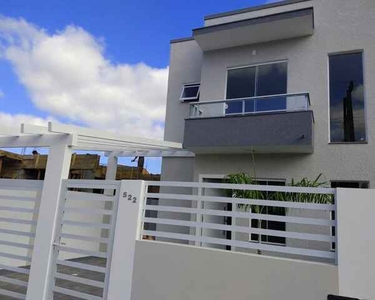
[180,83,200,101]
[329,52,366,142]
[330,181,369,250]
[250,180,286,245]
[226,62,287,114]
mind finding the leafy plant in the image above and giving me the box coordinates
[224,173,333,251]
[224,173,333,210]
[275,173,333,205]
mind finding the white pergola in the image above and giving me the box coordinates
[0,122,193,298]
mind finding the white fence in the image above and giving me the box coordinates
[51,179,121,300]
[0,179,344,299]
[0,179,43,300]
[140,181,337,263]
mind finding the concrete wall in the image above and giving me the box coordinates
[131,240,338,300]
[163,40,202,144]
[337,188,375,300]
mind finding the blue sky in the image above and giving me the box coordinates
[0,0,274,173]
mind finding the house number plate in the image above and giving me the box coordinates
[123,192,137,203]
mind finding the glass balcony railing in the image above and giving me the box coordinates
[189,93,310,119]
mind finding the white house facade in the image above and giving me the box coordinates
[162,0,375,189]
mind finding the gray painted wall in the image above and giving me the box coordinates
[131,240,339,300]
[183,111,313,153]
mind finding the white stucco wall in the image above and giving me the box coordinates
[164,0,375,188]
[131,240,338,300]
[336,188,375,300]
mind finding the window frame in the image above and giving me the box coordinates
[327,50,367,144]
[180,83,201,102]
[224,60,288,101]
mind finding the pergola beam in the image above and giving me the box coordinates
[113,150,195,157]
[49,122,182,149]
[2,122,191,158]
[21,124,51,135]
[0,134,76,148]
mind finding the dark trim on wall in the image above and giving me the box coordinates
[204,0,312,20]
[194,8,314,36]
[170,37,195,44]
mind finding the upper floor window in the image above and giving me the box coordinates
[226,62,287,114]
[329,52,366,143]
[180,83,200,102]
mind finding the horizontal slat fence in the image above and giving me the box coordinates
[51,180,121,300]
[0,179,43,300]
[141,181,337,263]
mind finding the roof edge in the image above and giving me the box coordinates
[170,37,195,44]
[204,0,312,21]
[194,8,313,36]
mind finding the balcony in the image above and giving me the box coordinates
[183,93,314,154]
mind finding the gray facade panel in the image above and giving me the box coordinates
[183,111,313,153]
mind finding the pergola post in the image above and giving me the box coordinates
[26,143,73,300]
[100,153,118,252]
[105,153,118,181]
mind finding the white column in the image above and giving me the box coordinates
[26,144,73,300]
[105,153,118,181]
[100,153,118,253]
[336,188,375,300]
[107,180,145,300]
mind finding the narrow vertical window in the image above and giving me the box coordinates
[329,52,366,142]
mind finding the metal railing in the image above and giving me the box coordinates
[141,180,337,263]
[189,92,310,119]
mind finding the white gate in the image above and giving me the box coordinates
[49,180,121,300]
[0,179,43,300]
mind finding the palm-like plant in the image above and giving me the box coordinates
[224,172,333,252]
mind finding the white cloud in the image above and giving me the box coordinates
[0,89,4,98]
[0,111,54,128]
[0,16,168,139]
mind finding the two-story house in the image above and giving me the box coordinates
[159,0,374,255]
[163,0,374,191]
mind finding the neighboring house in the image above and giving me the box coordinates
[0,150,159,181]
[160,0,375,260]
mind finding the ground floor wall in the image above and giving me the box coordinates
[157,158,195,239]
[192,153,373,186]
[131,240,339,300]
[159,155,343,263]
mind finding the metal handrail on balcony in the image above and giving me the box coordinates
[189,92,311,119]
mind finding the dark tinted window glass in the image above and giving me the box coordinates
[257,63,287,96]
[181,85,200,100]
[329,52,366,142]
[251,180,286,245]
[256,96,287,112]
[226,67,256,99]
[225,100,243,114]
